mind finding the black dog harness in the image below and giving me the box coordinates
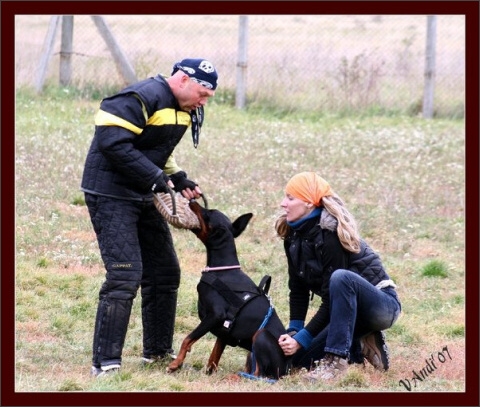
[200,270,272,330]
[200,269,278,383]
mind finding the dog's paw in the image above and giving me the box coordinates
[205,364,218,375]
[166,362,181,373]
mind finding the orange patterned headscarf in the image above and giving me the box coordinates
[285,172,333,206]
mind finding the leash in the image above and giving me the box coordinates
[201,265,241,273]
[258,302,273,330]
[237,371,277,384]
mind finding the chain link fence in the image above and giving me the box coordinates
[15,15,465,117]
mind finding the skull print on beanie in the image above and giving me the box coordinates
[171,58,218,90]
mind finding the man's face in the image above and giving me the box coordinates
[177,77,215,112]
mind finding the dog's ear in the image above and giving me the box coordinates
[232,213,254,238]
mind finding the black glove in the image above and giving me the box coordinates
[151,171,171,193]
[169,171,198,193]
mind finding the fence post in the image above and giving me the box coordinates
[423,15,437,119]
[59,16,74,86]
[91,15,137,85]
[35,15,61,93]
[235,15,249,109]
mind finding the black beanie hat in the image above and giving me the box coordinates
[171,58,218,90]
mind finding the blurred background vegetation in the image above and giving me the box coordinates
[16,14,465,118]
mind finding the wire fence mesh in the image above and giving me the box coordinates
[15,14,465,117]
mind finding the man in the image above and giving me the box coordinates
[81,58,218,377]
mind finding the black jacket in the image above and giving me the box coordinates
[81,75,190,201]
[284,209,391,337]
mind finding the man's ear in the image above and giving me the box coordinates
[180,73,190,87]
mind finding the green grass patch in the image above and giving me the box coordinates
[421,260,449,278]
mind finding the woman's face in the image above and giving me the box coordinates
[280,193,313,223]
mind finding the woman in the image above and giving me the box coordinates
[276,172,401,381]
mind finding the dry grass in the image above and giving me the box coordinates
[10,10,473,402]
[12,86,470,400]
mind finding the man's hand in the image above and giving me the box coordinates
[169,171,202,199]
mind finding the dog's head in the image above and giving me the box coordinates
[188,200,253,246]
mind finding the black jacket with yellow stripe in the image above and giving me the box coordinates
[81,75,190,201]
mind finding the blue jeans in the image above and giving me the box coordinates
[292,269,401,369]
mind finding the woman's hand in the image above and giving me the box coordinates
[278,334,301,356]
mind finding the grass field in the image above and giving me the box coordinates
[13,84,468,400]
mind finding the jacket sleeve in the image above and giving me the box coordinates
[285,240,310,323]
[94,94,171,190]
[163,154,183,176]
[304,230,349,338]
[95,125,162,190]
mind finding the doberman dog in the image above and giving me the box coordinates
[166,201,291,380]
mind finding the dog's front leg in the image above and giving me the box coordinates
[167,335,198,373]
[206,337,227,375]
[167,316,219,373]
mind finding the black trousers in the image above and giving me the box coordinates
[85,194,180,368]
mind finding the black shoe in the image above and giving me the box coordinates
[360,331,389,371]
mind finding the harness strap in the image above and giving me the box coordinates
[258,275,272,294]
[201,272,246,308]
[200,272,260,329]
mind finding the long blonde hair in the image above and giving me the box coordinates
[275,192,361,254]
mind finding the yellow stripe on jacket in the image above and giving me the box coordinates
[95,108,191,135]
